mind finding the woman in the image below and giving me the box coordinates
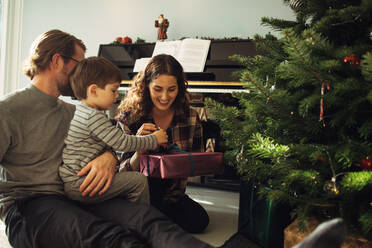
[116,54,209,233]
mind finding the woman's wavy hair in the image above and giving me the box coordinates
[116,54,190,121]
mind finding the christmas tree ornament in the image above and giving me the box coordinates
[317,155,327,163]
[319,81,331,121]
[236,146,245,163]
[323,177,340,195]
[319,82,325,121]
[359,157,372,170]
[289,0,304,11]
[343,54,360,67]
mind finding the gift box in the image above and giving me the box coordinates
[140,151,223,179]
[238,181,292,248]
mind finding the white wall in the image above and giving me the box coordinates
[18,0,295,88]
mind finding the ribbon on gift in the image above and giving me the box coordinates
[146,143,195,177]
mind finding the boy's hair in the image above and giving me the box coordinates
[23,29,86,79]
[70,56,122,100]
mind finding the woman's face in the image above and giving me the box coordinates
[148,74,179,112]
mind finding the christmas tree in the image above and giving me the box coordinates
[206,0,372,236]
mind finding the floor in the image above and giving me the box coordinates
[187,186,239,247]
[0,186,239,248]
[0,219,8,248]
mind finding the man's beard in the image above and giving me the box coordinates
[58,81,74,97]
[57,67,75,97]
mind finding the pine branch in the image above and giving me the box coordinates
[283,29,327,85]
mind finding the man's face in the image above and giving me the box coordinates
[57,44,85,96]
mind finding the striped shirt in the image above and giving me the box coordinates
[60,103,157,183]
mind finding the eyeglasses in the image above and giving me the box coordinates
[61,55,80,63]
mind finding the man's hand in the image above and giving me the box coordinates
[77,151,117,197]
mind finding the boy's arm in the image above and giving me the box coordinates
[89,112,158,152]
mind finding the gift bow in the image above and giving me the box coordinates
[146,143,195,177]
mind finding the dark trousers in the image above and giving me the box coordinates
[148,178,209,234]
[152,194,209,234]
[5,195,212,248]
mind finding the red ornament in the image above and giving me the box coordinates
[360,157,372,170]
[343,54,360,67]
[319,82,325,121]
[122,36,132,44]
[317,155,327,163]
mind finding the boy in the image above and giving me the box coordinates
[59,56,168,204]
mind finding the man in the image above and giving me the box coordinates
[0,29,212,248]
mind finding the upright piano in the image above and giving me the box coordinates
[98,39,259,191]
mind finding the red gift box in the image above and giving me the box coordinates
[140,152,223,179]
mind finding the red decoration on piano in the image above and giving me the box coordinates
[123,36,132,44]
[113,36,132,45]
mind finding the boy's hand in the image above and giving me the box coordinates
[153,129,168,144]
[136,123,157,135]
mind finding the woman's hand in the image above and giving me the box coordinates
[77,151,117,197]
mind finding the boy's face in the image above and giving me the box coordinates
[94,82,120,110]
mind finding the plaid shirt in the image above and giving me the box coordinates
[118,107,203,203]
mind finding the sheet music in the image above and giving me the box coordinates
[150,38,211,72]
[176,39,211,72]
[133,57,151,72]
[152,40,181,57]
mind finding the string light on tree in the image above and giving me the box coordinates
[236,146,247,163]
[323,176,340,196]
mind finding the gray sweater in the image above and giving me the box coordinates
[60,103,157,183]
[0,85,75,220]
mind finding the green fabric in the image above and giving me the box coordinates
[249,185,273,248]
[239,181,291,248]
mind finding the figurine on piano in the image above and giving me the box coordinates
[155,14,169,40]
